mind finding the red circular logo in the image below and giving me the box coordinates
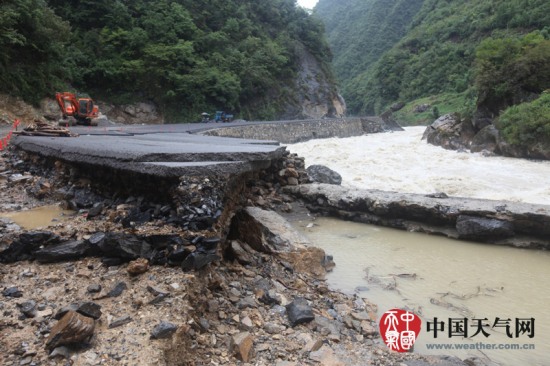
[379,308,422,352]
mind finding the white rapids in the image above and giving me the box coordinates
[286,126,550,205]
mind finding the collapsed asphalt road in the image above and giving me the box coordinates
[11,122,284,178]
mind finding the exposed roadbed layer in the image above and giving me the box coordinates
[285,183,550,249]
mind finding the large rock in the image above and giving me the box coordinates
[424,110,550,160]
[98,232,151,260]
[45,310,95,350]
[33,240,95,263]
[230,207,329,277]
[470,125,500,154]
[151,322,178,339]
[180,251,220,271]
[456,215,514,241]
[0,231,60,263]
[286,297,315,327]
[306,165,342,185]
[498,138,550,160]
[422,113,475,151]
[230,207,311,253]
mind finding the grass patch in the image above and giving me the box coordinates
[392,91,475,126]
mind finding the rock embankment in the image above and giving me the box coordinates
[422,113,550,160]
[284,183,550,249]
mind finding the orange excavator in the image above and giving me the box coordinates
[55,92,99,125]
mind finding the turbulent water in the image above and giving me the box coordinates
[286,127,550,366]
[286,126,550,205]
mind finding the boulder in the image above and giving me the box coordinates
[33,240,95,263]
[286,297,314,327]
[456,215,514,241]
[306,165,342,185]
[230,207,329,276]
[422,114,470,150]
[45,311,95,350]
[181,251,220,271]
[390,102,405,112]
[230,207,312,253]
[105,282,128,298]
[470,125,500,154]
[0,231,60,263]
[109,315,132,329]
[98,232,151,260]
[77,302,102,320]
[127,258,149,276]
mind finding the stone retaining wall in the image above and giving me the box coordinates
[202,117,402,144]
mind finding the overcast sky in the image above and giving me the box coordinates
[297,0,318,9]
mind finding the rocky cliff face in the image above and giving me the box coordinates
[279,43,346,120]
[98,102,163,125]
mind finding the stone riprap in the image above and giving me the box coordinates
[202,117,402,143]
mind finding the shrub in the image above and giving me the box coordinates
[496,92,550,146]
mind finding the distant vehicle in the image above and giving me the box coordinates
[55,92,99,125]
[201,112,210,123]
[214,111,233,123]
[199,111,233,123]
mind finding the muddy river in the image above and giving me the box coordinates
[287,127,550,365]
[291,218,548,366]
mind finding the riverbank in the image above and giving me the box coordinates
[0,148,479,366]
[284,183,550,249]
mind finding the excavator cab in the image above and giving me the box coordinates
[77,99,97,120]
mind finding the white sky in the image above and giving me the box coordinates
[297,0,318,9]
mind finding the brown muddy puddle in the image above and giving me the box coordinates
[1,205,73,229]
[293,217,549,366]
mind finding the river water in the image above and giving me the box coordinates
[287,126,550,205]
[286,127,550,365]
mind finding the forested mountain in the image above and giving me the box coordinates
[315,0,424,112]
[0,0,340,121]
[316,0,550,117]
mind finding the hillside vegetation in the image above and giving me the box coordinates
[0,0,335,121]
[315,0,423,113]
[316,0,550,117]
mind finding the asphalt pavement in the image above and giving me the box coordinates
[11,121,286,177]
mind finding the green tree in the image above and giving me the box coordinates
[0,0,71,103]
[475,32,550,115]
